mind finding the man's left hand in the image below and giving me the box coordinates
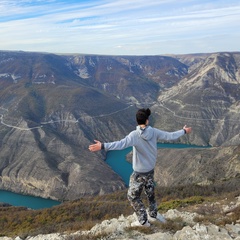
[89,140,102,152]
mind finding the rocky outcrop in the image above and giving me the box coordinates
[2,195,240,240]
[2,215,240,240]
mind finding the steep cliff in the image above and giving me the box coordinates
[0,85,132,200]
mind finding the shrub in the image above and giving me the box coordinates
[158,196,205,211]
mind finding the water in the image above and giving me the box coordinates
[0,190,60,209]
[0,143,207,209]
[106,143,208,186]
[105,147,133,185]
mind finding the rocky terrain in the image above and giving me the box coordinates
[1,194,240,239]
[153,52,240,146]
[0,51,240,201]
[124,144,240,192]
[154,144,240,188]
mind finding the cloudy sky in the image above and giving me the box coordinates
[0,0,240,55]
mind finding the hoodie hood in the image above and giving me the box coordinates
[136,125,154,141]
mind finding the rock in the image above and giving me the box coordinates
[25,233,64,240]
[0,202,11,207]
[225,223,240,239]
[173,223,233,240]
[164,209,200,225]
[82,214,132,236]
[2,212,240,240]
[145,232,173,240]
[14,237,22,240]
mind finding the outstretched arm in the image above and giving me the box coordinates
[89,140,102,152]
[156,124,192,141]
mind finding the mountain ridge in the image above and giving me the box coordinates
[0,50,240,201]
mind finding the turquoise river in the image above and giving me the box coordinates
[0,143,206,209]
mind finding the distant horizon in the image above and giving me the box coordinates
[1,49,240,57]
[0,0,239,55]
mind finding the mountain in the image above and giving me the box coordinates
[0,50,240,201]
[66,54,188,104]
[152,52,240,146]
[0,51,137,200]
[154,145,240,188]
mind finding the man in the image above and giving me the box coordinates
[89,108,192,227]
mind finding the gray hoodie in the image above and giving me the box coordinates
[104,126,185,173]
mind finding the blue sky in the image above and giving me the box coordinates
[0,0,240,55]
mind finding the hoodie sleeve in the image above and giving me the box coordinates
[155,128,185,141]
[103,131,135,151]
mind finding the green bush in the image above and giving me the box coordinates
[158,196,205,211]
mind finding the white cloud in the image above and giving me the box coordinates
[0,0,240,55]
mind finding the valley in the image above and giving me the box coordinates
[0,50,239,201]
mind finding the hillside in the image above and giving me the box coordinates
[153,52,240,146]
[0,185,239,239]
[0,51,240,201]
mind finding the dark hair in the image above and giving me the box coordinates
[136,108,151,125]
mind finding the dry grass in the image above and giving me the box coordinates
[0,185,239,238]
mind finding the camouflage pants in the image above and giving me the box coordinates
[127,170,157,225]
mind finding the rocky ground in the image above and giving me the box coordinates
[1,195,240,240]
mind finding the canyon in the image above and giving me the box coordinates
[0,51,239,201]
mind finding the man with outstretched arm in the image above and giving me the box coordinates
[89,108,192,227]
